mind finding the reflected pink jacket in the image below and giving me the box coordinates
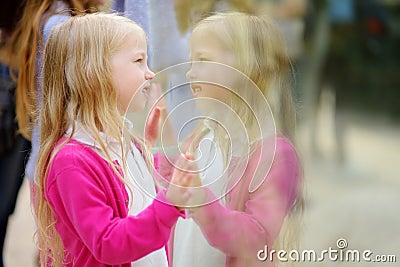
[163,136,301,267]
[45,137,183,267]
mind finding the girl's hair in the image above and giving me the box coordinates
[191,12,304,257]
[174,0,257,35]
[36,13,151,266]
[10,0,99,139]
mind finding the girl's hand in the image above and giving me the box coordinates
[144,106,161,147]
[184,164,206,211]
[166,153,202,209]
[166,153,207,210]
[144,83,167,147]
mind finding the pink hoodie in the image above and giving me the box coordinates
[45,137,184,266]
[165,136,301,267]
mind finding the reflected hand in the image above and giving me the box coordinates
[166,153,204,209]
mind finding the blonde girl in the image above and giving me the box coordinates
[36,13,192,267]
[169,12,304,267]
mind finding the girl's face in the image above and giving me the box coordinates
[187,26,237,110]
[111,28,154,113]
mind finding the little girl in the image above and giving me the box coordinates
[167,12,304,267]
[35,13,193,267]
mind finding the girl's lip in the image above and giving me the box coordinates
[141,85,150,98]
[190,83,202,96]
[141,82,150,92]
[192,89,201,97]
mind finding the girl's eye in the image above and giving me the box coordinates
[134,58,144,63]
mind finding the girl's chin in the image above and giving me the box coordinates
[125,102,145,113]
[128,106,145,114]
[126,95,147,113]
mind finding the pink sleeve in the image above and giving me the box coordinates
[47,166,183,265]
[190,139,300,257]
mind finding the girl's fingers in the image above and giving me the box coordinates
[144,107,161,145]
[175,152,196,171]
[172,172,190,187]
[180,173,193,187]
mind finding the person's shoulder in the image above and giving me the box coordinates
[254,135,299,164]
[244,136,300,193]
[46,138,117,196]
[51,137,104,170]
[275,136,298,161]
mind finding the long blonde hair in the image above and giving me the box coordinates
[10,0,99,139]
[190,12,304,256]
[36,13,151,266]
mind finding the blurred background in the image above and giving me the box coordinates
[3,0,400,266]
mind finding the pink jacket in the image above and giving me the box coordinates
[45,137,183,266]
[165,136,301,267]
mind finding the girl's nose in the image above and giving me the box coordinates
[145,69,155,80]
[186,67,194,80]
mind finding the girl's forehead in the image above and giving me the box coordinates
[123,26,147,46]
[191,26,216,45]
[192,24,213,37]
[191,27,230,51]
[191,24,229,45]
[126,24,146,38]
[193,20,226,35]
